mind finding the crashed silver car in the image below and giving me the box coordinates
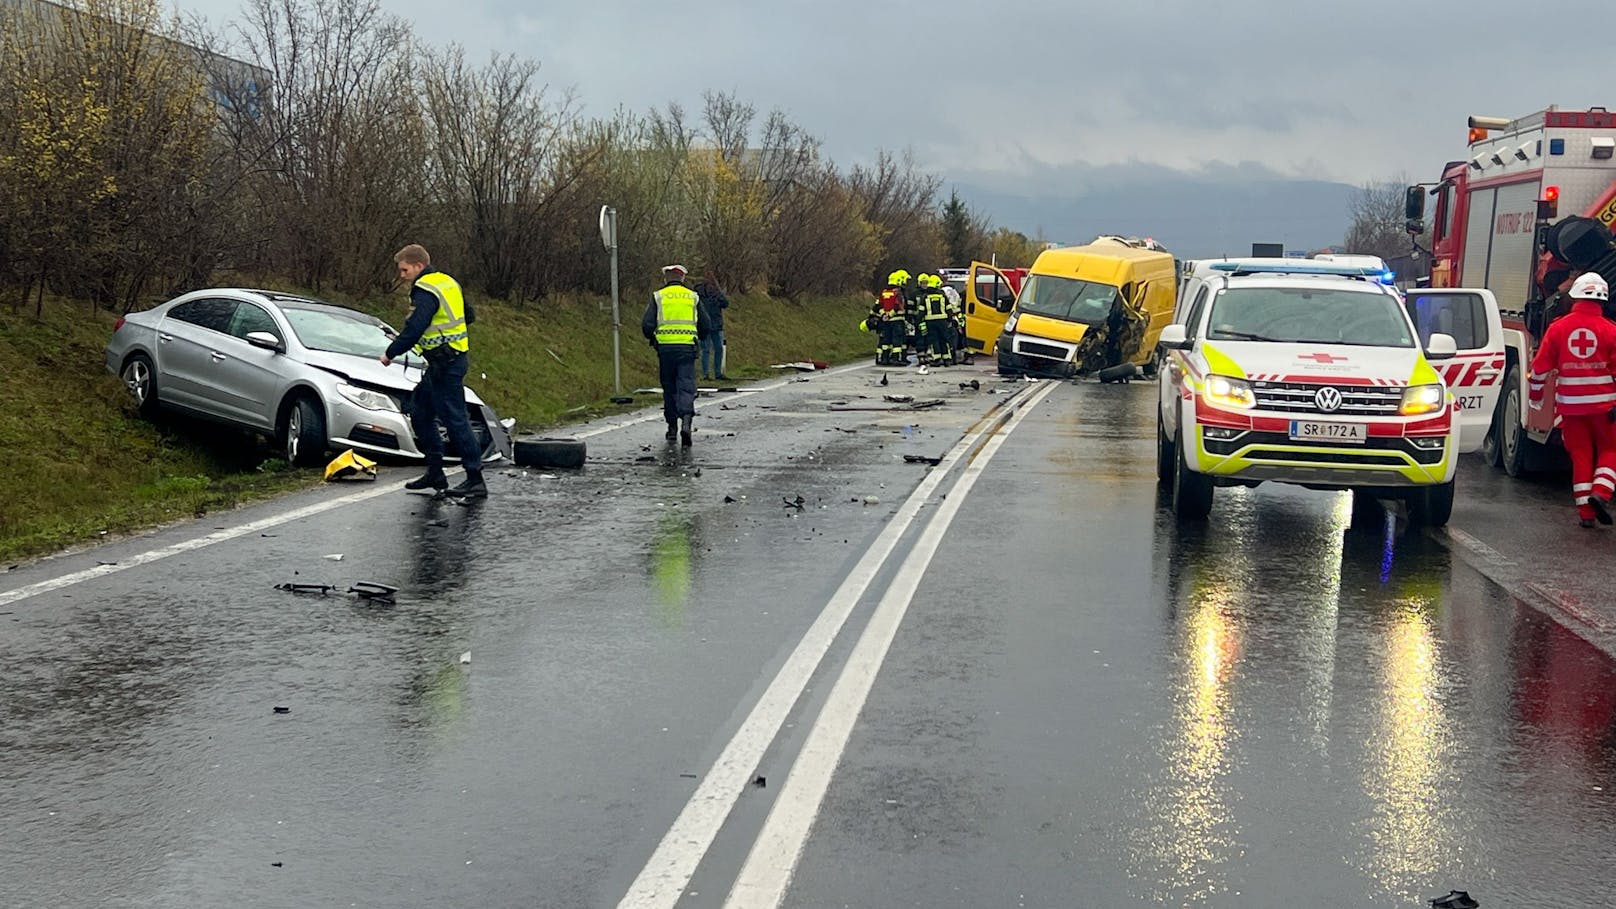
[105,289,513,467]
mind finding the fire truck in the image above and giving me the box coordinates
[1407,106,1616,475]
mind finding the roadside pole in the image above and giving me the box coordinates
[600,205,621,394]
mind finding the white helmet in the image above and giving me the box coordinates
[1570,272,1609,302]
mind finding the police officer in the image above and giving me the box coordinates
[642,264,712,446]
[382,244,486,499]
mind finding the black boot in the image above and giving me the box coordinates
[680,415,693,447]
[666,421,677,441]
[447,470,488,499]
[405,467,448,493]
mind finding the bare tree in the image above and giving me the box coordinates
[1344,176,1413,261]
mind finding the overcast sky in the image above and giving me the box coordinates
[177,0,1615,200]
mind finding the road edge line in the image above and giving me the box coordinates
[613,381,1040,909]
[1435,525,1616,642]
[721,380,1058,909]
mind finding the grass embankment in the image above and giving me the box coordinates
[0,290,871,563]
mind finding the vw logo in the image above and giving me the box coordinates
[1314,387,1343,412]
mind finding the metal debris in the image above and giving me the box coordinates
[783,495,806,510]
[903,455,943,466]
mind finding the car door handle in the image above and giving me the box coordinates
[210,352,227,362]
[159,333,172,343]
[1475,368,1501,380]
[968,302,976,313]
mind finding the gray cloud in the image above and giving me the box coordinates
[180,0,1615,215]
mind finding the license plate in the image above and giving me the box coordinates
[1289,420,1366,444]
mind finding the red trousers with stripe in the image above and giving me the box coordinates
[1559,413,1616,519]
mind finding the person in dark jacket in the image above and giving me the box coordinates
[642,264,713,446]
[695,272,731,380]
[380,244,487,498]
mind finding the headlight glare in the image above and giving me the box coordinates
[1399,383,1445,416]
[1203,374,1255,410]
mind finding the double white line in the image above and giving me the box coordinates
[617,380,1058,909]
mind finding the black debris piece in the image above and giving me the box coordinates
[1430,892,1479,909]
[348,582,398,603]
[882,394,913,403]
[958,379,981,391]
[903,455,943,466]
[635,456,657,463]
[879,373,889,386]
[908,399,946,410]
[783,495,806,509]
[275,583,335,595]
[273,706,290,714]
[610,395,634,404]
[724,495,737,504]
[272,862,284,867]
[753,775,767,788]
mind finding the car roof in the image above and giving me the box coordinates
[1215,273,1397,295]
[167,288,382,321]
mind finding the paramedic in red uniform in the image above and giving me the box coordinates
[1529,272,1616,527]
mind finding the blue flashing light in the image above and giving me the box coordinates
[1550,138,1566,156]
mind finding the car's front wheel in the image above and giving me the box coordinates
[1407,481,1455,528]
[1156,411,1175,487]
[121,353,160,417]
[1172,443,1214,520]
[281,395,328,468]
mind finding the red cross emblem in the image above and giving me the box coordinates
[1569,328,1599,359]
[1298,352,1348,364]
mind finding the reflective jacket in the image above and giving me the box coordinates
[641,282,712,348]
[923,291,949,321]
[413,271,469,354]
[873,287,904,322]
[1530,300,1616,415]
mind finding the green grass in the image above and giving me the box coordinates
[0,290,872,563]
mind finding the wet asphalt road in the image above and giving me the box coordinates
[3,365,1615,908]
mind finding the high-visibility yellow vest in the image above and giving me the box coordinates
[924,292,948,320]
[413,271,470,354]
[654,284,700,346]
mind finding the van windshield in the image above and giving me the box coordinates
[1016,275,1120,325]
[1206,286,1414,347]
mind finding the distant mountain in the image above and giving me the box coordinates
[955,176,1357,260]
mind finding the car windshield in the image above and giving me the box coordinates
[1205,285,1414,347]
[1016,274,1119,325]
[282,304,394,357]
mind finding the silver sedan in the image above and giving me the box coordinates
[105,288,513,467]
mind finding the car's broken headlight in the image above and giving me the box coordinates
[337,383,400,412]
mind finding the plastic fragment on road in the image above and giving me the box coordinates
[348,582,397,603]
[324,553,344,561]
[724,495,736,504]
[275,582,335,595]
[273,706,290,714]
[752,775,767,788]
[459,651,471,665]
[903,455,942,466]
[1429,893,1479,909]
[883,394,914,403]
[782,495,806,510]
[770,360,829,371]
[864,495,880,506]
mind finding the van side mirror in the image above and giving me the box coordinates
[1158,324,1191,350]
[1425,332,1457,361]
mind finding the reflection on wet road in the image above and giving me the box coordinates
[3,371,1615,908]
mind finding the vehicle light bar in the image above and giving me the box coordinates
[1209,262,1387,277]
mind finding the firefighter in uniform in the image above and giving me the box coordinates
[868,272,907,365]
[1530,272,1616,527]
[939,275,967,364]
[900,270,922,362]
[919,274,951,370]
[642,264,713,446]
[383,244,486,499]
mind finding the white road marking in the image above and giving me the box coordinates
[0,363,877,608]
[0,478,413,608]
[722,380,1057,909]
[613,383,1041,909]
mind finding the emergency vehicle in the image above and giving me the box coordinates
[1407,106,1616,476]
[1156,261,1504,525]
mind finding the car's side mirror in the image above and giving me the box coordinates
[1158,324,1192,350]
[1404,186,1426,221]
[1425,332,1458,361]
[245,331,284,352]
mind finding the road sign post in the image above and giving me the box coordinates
[600,205,621,394]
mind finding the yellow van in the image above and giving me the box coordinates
[994,243,1178,379]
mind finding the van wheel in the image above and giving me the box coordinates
[1407,481,1455,528]
[1156,412,1175,487]
[281,395,327,468]
[1172,444,1213,520]
[1499,365,1534,477]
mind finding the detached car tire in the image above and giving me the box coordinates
[514,437,587,469]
